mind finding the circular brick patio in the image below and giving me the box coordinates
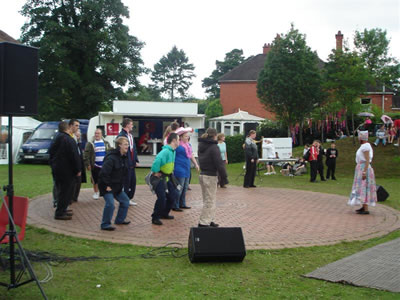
[28,185,400,249]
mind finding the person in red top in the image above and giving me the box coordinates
[309,140,319,182]
[138,132,150,153]
[393,118,400,146]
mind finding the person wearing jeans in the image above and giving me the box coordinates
[374,125,387,146]
[173,128,199,211]
[101,191,130,229]
[150,133,180,225]
[98,137,131,231]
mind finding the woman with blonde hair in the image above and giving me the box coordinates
[163,121,180,145]
[98,136,131,230]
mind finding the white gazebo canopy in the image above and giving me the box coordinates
[209,109,265,136]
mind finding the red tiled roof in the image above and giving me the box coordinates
[0,30,19,43]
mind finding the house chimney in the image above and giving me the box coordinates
[263,43,271,54]
[335,30,343,51]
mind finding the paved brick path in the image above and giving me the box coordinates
[28,185,400,249]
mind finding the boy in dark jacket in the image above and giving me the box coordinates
[98,137,130,231]
[326,142,338,180]
[198,128,227,227]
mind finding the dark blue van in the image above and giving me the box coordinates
[19,119,88,163]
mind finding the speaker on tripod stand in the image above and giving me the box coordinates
[0,42,38,115]
[0,41,47,299]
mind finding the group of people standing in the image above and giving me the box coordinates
[52,117,229,230]
[49,118,139,230]
[149,125,227,227]
[49,119,85,220]
[50,117,378,229]
[306,140,338,182]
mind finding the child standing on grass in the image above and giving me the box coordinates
[326,141,338,180]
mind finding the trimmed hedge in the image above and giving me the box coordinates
[226,134,246,163]
[256,120,288,138]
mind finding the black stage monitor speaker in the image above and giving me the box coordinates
[0,42,38,115]
[376,185,389,202]
[188,227,246,263]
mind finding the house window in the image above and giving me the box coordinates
[361,98,371,105]
[224,122,232,136]
[233,122,241,135]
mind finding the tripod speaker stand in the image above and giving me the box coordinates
[0,117,48,299]
[0,42,47,299]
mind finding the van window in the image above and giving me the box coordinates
[23,131,33,143]
[31,128,58,140]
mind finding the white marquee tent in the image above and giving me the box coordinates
[0,116,41,164]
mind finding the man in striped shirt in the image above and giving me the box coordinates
[84,129,112,199]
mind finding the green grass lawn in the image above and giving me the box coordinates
[0,137,399,299]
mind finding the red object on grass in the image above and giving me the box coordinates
[0,196,29,243]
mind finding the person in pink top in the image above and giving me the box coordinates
[308,140,319,183]
[387,123,396,144]
[364,117,372,130]
[393,118,400,146]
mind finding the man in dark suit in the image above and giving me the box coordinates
[49,121,81,220]
[117,118,139,206]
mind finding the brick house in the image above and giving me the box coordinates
[0,30,18,43]
[219,31,399,120]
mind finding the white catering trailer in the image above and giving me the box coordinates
[87,100,205,167]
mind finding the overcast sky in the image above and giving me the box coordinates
[1,0,399,99]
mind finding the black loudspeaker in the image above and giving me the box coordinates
[0,42,38,115]
[188,227,246,263]
[376,185,389,202]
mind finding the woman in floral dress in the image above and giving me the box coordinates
[348,131,377,214]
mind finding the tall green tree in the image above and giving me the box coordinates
[324,46,370,141]
[354,28,400,91]
[151,46,195,101]
[123,85,163,102]
[205,99,223,119]
[202,49,246,98]
[20,0,145,120]
[257,25,324,145]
